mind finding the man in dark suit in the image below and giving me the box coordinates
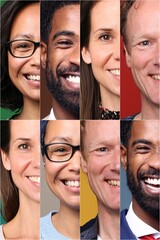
[121,120,160,239]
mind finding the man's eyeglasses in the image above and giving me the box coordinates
[6,39,40,58]
[43,143,80,163]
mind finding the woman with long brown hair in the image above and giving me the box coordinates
[81,0,120,119]
[0,120,40,239]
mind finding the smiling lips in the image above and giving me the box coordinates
[26,74,40,81]
[150,74,160,80]
[64,180,80,188]
[65,75,80,84]
[144,177,160,190]
[109,69,120,77]
[28,176,40,184]
[106,180,120,187]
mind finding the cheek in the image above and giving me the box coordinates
[8,55,26,80]
[130,50,150,72]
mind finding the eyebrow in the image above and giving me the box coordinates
[46,136,72,144]
[52,31,76,41]
[132,139,153,147]
[11,34,32,40]
[93,28,113,34]
[13,138,31,143]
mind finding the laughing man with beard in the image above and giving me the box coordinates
[121,120,160,240]
[41,0,80,120]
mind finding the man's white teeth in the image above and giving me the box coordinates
[110,69,120,76]
[26,75,40,81]
[107,180,120,187]
[65,180,80,187]
[144,178,160,186]
[150,74,160,80]
[29,176,40,184]
[66,75,80,83]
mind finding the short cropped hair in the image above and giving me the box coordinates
[121,0,135,50]
[41,0,79,43]
[120,120,133,148]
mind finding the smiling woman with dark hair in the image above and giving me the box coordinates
[1,0,40,120]
[81,0,120,120]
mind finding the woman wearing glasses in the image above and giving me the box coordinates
[41,120,80,240]
[0,120,40,239]
[1,0,40,119]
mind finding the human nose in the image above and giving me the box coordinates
[69,43,80,67]
[153,42,160,66]
[147,151,160,170]
[68,150,80,173]
[31,145,40,169]
[110,146,120,173]
[30,46,40,67]
[113,38,120,61]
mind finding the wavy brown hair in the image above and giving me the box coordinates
[0,121,19,222]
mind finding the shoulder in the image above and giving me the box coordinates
[40,211,69,240]
[0,225,5,240]
[120,209,137,240]
[122,113,139,120]
[81,216,98,240]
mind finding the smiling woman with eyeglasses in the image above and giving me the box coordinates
[41,120,81,240]
[1,0,40,120]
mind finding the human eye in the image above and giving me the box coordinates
[18,143,31,151]
[14,41,32,51]
[135,145,151,154]
[138,40,151,47]
[56,39,73,49]
[99,34,112,42]
[50,144,70,156]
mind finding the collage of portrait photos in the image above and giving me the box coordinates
[0,0,160,240]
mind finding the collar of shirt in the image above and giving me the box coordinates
[44,108,56,120]
[97,235,102,240]
[126,203,160,239]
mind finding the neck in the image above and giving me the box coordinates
[52,98,79,119]
[100,86,120,111]
[138,95,159,120]
[15,98,40,119]
[132,198,159,231]
[98,204,120,240]
[52,204,80,239]
[3,197,40,239]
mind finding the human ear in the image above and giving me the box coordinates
[81,47,91,64]
[1,150,11,171]
[41,42,47,69]
[124,45,131,68]
[81,155,88,174]
[121,145,127,170]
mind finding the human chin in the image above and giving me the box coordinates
[46,67,79,118]
[127,166,159,219]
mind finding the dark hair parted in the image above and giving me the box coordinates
[41,0,79,44]
[121,0,135,50]
[120,120,133,148]
[1,0,39,111]
[0,121,19,222]
[80,1,100,119]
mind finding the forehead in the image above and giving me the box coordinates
[45,120,80,141]
[51,4,80,32]
[127,1,159,36]
[130,121,160,143]
[10,120,40,139]
[84,120,120,143]
[90,0,120,28]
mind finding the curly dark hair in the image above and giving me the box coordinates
[41,0,79,44]
[120,120,133,148]
[1,0,39,111]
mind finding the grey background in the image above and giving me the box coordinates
[120,165,132,211]
[41,157,60,217]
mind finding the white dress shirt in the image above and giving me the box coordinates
[126,203,160,239]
